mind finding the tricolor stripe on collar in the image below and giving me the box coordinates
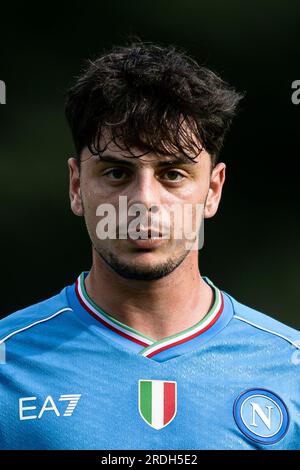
[75,272,224,358]
[75,274,153,347]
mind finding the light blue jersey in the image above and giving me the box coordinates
[0,272,299,449]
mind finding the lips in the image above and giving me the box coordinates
[124,227,168,249]
[126,236,167,249]
[128,228,163,240]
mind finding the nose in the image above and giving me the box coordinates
[128,169,161,211]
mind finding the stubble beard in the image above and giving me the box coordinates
[93,243,189,281]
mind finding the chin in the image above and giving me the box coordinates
[120,250,169,266]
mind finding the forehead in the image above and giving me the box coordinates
[81,127,210,167]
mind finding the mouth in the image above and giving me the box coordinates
[128,229,163,239]
[127,228,168,240]
[126,228,168,249]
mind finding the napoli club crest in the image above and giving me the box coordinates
[138,380,177,430]
[233,388,289,444]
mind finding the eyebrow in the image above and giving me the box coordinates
[95,154,195,167]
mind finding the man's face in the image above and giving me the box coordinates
[68,132,225,280]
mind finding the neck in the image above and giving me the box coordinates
[84,249,213,341]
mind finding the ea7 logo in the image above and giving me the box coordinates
[19,394,81,421]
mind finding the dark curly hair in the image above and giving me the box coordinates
[65,40,244,166]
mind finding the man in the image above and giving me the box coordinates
[0,42,299,450]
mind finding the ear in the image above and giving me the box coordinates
[204,162,226,219]
[68,157,84,216]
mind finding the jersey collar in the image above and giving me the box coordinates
[70,271,233,362]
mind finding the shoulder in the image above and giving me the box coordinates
[0,287,73,345]
[223,290,300,351]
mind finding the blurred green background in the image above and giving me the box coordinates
[0,0,299,328]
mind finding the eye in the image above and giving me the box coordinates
[162,170,185,182]
[104,168,129,180]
